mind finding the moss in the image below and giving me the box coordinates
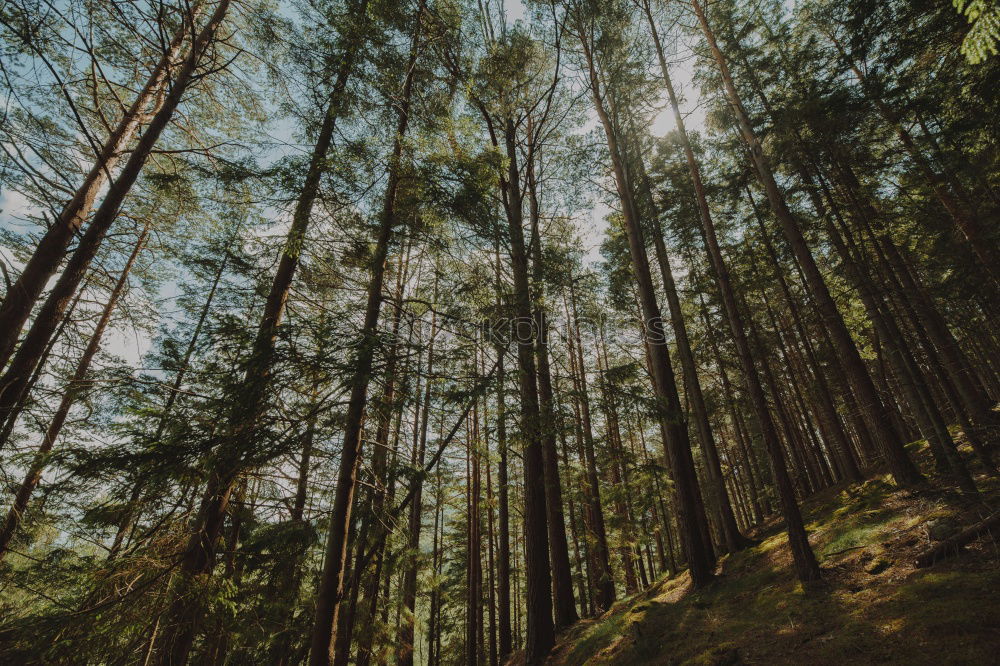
[688,643,741,665]
[548,476,1000,666]
[888,569,1000,631]
[560,604,629,664]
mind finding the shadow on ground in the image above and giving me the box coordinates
[547,443,1000,665]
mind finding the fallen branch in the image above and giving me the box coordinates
[914,510,1000,568]
[823,545,866,558]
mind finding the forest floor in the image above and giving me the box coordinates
[547,442,1000,665]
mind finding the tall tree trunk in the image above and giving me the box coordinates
[398,278,438,666]
[0,224,148,561]
[526,144,578,629]
[567,282,616,609]
[0,283,87,452]
[495,348,513,661]
[151,10,362,659]
[0,6,193,364]
[741,190,862,482]
[484,409,499,666]
[553,385,591,617]
[499,112,553,664]
[643,1,781,537]
[427,461,443,666]
[309,5,424,663]
[576,21,716,588]
[637,157,749,551]
[466,408,483,665]
[355,246,414,666]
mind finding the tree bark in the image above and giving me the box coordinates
[309,5,424,663]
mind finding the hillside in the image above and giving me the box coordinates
[548,458,1000,665]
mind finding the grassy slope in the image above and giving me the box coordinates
[548,448,1000,665]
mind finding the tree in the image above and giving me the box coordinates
[566,0,717,588]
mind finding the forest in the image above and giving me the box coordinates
[0,0,998,663]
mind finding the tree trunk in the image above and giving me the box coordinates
[309,6,424,663]
[526,144,578,630]
[0,284,87,452]
[398,279,438,666]
[577,21,715,588]
[499,112,553,664]
[484,413,499,666]
[427,462,444,666]
[150,9,363,659]
[355,246,415,666]
[495,348,513,661]
[0,225,148,561]
[640,168,749,552]
[689,0,922,487]
[567,283,616,609]
[643,0,773,538]
[0,6,192,365]
[466,408,483,665]
[742,191,862,483]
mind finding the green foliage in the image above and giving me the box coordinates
[955,0,1000,62]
